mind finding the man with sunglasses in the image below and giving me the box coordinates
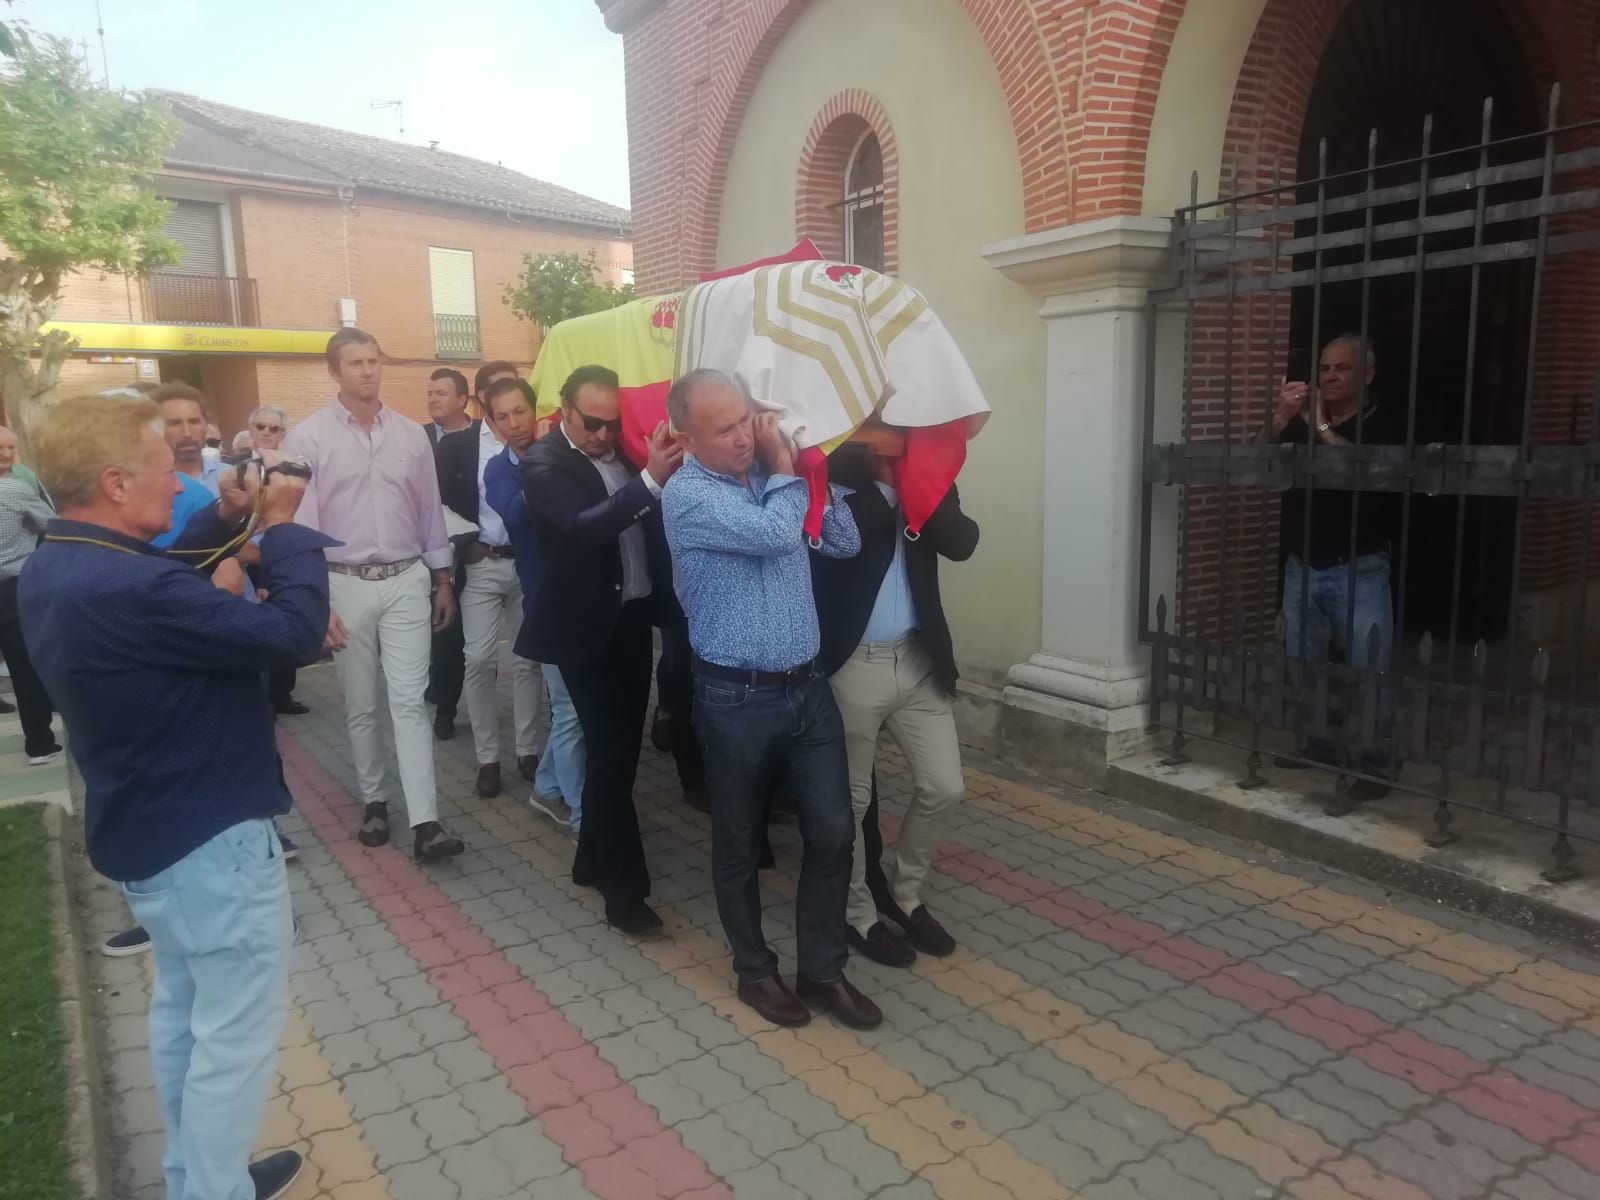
[520,365,683,935]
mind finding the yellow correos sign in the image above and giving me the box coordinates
[42,322,335,357]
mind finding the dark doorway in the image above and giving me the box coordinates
[1289,0,1540,643]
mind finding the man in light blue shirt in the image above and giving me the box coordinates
[663,368,881,1033]
[151,384,227,549]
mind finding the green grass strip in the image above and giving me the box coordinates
[0,804,83,1200]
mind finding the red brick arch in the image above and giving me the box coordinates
[793,91,900,273]
[690,0,1072,286]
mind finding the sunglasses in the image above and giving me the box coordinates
[577,412,622,435]
[252,423,283,434]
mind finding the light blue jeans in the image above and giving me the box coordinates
[535,664,586,829]
[1283,551,1396,774]
[122,818,291,1200]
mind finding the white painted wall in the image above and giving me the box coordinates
[716,0,1043,685]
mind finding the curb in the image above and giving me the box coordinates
[43,802,109,1200]
[1107,761,1600,954]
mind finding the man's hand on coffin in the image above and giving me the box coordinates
[753,412,795,477]
[645,421,685,485]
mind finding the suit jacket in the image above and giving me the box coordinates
[516,432,674,666]
[811,479,979,696]
[428,419,483,531]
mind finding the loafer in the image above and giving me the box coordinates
[249,1149,303,1200]
[606,901,664,937]
[412,821,464,862]
[272,697,310,716]
[102,926,151,957]
[795,974,882,1030]
[848,921,917,968]
[903,906,956,958]
[517,754,538,781]
[433,712,456,741]
[737,974,810,1027]
[357,802,390,848]
[476,763,502,798]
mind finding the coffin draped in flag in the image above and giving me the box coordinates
[527,259,989,538]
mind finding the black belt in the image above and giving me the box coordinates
[694,656,814,688]
[484,545,516,559]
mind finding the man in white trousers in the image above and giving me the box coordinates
[284,328,465,862]
[432,373,547,797]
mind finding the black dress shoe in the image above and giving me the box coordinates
[848,922,917,968]
[606,901,664,936]
[250,1149,303,1200]
[903,906,956,957]
[412,821,464,862]
[433,712,456,741]
[357,802,389,848]
[795,974,883,1030]
[737,975,811,1027]
[476,763,502,798]
[517,754,538,781]
[650,708,673,753]
[272,697,310,716]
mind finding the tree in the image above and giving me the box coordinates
[505,251,634,333]
[0,32,176,442]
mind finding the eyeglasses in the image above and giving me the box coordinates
[252,423,284,434]
[577,412,622,435]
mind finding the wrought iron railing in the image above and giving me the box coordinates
[434,313,481,359]
[1140,86,1600,881]
[141,273,258,326]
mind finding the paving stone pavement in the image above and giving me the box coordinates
[78,658,1600,1199]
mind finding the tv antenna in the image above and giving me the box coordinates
[370,99,404,140]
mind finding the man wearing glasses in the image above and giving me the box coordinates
[244,406,309,715]
[520,365,683,935]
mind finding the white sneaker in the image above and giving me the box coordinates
[27,748,62,766]
[528,793,573,828]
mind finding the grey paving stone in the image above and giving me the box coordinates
[320,1028,379,1076]
[434,1036,498,1088]
[1121,1148,1230,1200]
[634,1016,704,1068]
[411,1003,470,1048]
[1275,1068,1398,1136]
[939,1074,1031,1135]
[673,1110,763,1174]
[1357,1118,1508,1200]
[672,1054,753,1111]
[759,1077,849,1139]
[1157,1137,1275,1199]
[388,973,445,1015]
[711,1039,791,1093]
[413,1092,480,1152]
[717,1091,807,1158]
[1322,1054,1428,1114]
[390,1051,454,1106]
[722,1159,806,1199]
[456,1076,531,1134]
[388,1156,462,1200]
[344,984,402,1026]
[874,1034,962,1090]
[1415,1100,1541,1172]
[365,1014,428,1064]
[1007,1117,1104,1190]
[769,1141,861,1197]
[363,1105,431,1169]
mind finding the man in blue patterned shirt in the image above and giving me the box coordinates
[663,368,882,1032]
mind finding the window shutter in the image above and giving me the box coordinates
[429,248,478,317]
[161,200,225,276]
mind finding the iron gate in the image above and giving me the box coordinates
[1140,87,1600,880]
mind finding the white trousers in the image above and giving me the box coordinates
[329,562,439,827]
[460,555,546,765]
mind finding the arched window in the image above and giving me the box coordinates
[843,132,885,272]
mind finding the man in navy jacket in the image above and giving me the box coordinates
[22,391,335,1200]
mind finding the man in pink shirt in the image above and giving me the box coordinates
[284,329,465,861]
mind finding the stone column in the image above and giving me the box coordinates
[981,216,1176,783]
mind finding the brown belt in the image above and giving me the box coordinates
[327,557,420,581]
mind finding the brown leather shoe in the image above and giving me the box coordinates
[795,974,882,1030]
[517,754,538,781]
[736,975,811,1027]
[476,763,501,798]
[412,822,464,863]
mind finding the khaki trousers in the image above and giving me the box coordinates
[828,637,964,933]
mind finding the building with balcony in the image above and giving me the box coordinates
[49,92,632,434]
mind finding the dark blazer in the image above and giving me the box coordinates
[812,476,979,696]
[517,431,673,666]
[428,419,483,531]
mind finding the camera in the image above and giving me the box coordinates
[232,455,314,488]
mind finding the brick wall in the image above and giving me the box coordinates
[609,0,1189,292]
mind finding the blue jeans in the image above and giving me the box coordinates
[121,819,292,1200]
[1283,552,1395,775]
[693,669,854,985]
[535,664,585,828]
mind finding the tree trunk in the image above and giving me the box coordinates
[0,261,73,462]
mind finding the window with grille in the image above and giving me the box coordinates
[429,247,480,358]
[843,133,885,273]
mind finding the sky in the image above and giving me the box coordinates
[18,0,634,210]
